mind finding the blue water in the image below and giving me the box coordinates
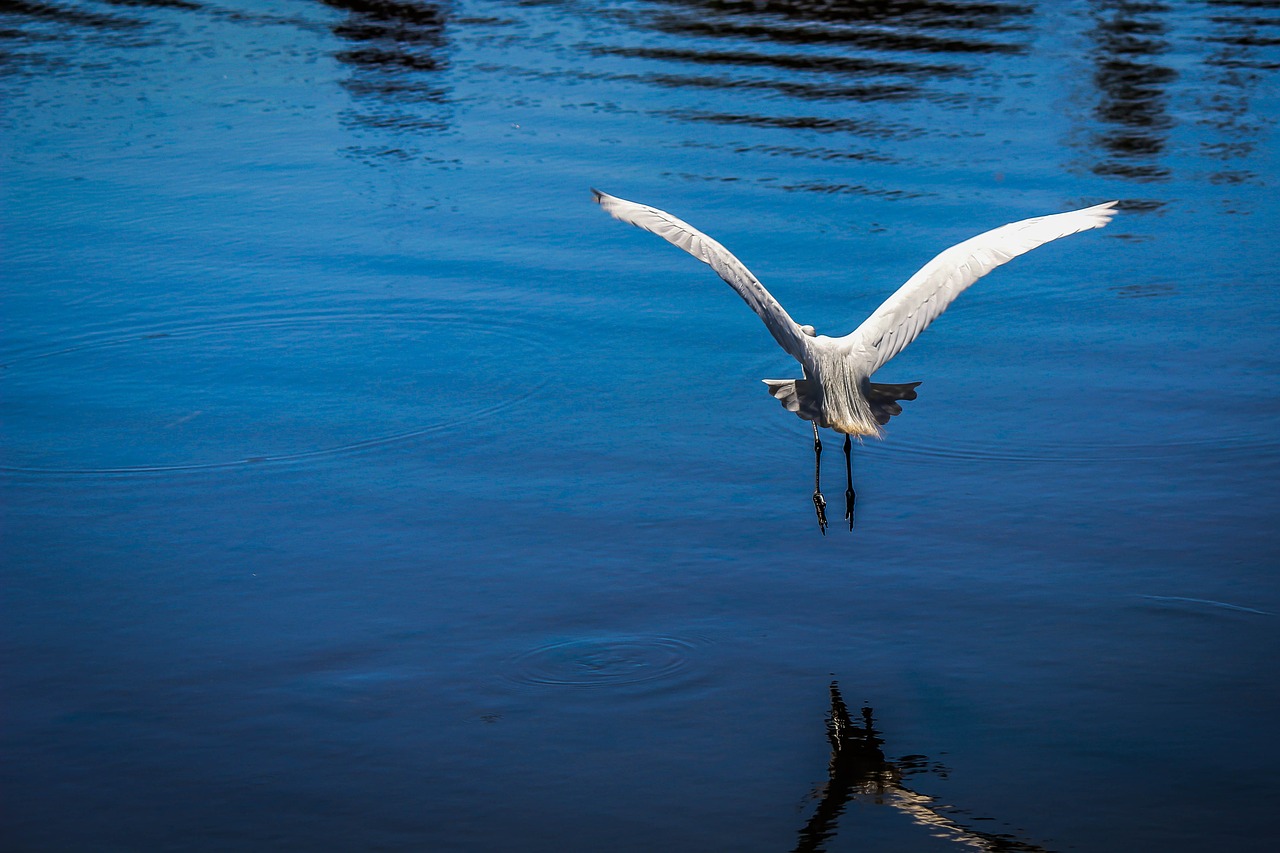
[3,1,1278,850]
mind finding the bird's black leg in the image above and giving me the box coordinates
[812,423,828,535]
[844,434,856,531]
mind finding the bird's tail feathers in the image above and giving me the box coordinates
[764,378,826,423]
[763,378,920,428]
[764,379,803,413]
[866,381,921,425]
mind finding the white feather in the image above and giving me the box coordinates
[845,202,1118,373]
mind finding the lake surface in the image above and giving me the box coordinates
[3,1,1278,850]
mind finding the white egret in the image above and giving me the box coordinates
[592,189,1117,533]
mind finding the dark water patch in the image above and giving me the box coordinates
[590,43,969,79]
[642,0,1037,32]
[0,0,154,76]
[1,0,147,31]
[777,180,934,199]
[628,1,1034,57]
[663,107,925,141]
[338,108,450,133]
[336,45,446,72]
[323,0,449,41]
[464,59,922,105]
[1206,0,1280,12]
[104,0,202,10]
[1107,196,1167,212]
[630,69,921,103]
[323,0,454,134]
[653,169,928,199]
[1110,281,1176,298]
[720,142,900,165]
[1082,2,1177,183]
[1194,8,1280,185]
[1201,5,1280,93]
[0,0,332,86]
[340,74,447,103]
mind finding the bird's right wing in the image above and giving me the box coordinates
[844,201,1118,374]
[592,189,811,363]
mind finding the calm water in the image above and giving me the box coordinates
[3,1,1278,850]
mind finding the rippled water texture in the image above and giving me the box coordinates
[3,1,1278,851]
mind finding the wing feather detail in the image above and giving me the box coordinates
[592,189,810,362]
[845,201,1118,374]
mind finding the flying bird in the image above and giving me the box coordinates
[592,189,1117,533]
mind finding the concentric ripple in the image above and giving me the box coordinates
[0,305,554,475]
[506,635,705,690]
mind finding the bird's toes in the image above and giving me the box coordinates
[813,492,828,535]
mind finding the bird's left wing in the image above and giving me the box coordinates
[844,201,1118,375]
[592,189,811,362]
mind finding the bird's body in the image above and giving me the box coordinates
[591,188,1118,530]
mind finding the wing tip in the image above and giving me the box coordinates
[591,188,628,220]
[1085,199,1121,226]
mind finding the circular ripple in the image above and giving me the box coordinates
[506,635,703,689]
[0,305,555,475]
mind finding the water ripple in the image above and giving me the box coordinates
[0,306,554,475]
[870,433,1279,464]
[505,635,706,690]
[1137,595,1273,617]
[742,415,1277,464]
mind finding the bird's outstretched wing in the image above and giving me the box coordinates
[592,189,811,362]
[844,201,1118,374]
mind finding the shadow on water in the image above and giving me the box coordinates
[0,0,158,74]
[616,0,1036,56]
[320,0,454,148]
[575,0,1037,191]
[1194,1,1280,192]
[1075,0,1280,210]
[795,683,1052,853]
[1083,0,1176,185]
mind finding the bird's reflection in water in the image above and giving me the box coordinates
[794,683,1051,853]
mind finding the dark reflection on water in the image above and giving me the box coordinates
[0,0,144,32]
[321,0,453,137]
[630,0,1034,55]
[574,0,1038,186]
[666,107,921,139]
[1084,1,1176,183]
[1195,2,1280,190]
[796,683,1052,853]
[593,44,968,80]
[0,0,150,74]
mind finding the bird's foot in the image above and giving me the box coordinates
[844,488,856,531]
[813,491,828,535]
